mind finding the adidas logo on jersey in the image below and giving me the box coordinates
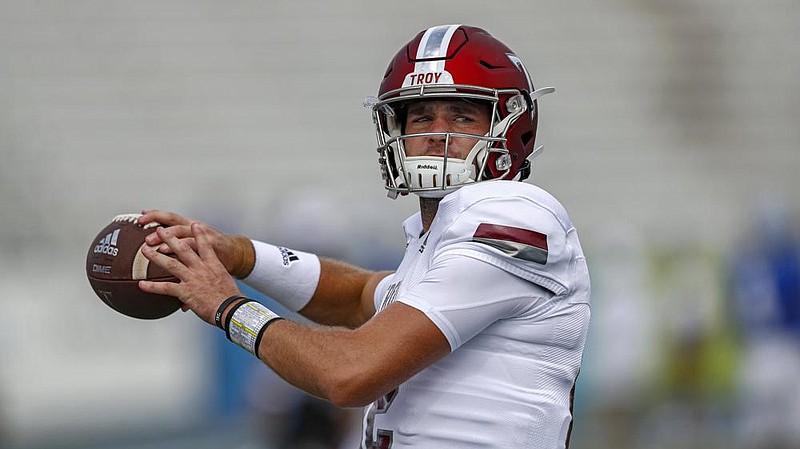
[279,246,299,266]
[93,229,120,256]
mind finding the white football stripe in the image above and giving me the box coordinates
[132,246,150,280]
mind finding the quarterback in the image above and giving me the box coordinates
[139,24,591,449]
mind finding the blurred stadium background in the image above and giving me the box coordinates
[1,1,799,448]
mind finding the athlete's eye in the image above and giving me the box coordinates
[405,115,432,130]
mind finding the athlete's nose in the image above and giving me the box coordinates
[424,118,449,157]
[425,116,449,154]
[428,115,451,135]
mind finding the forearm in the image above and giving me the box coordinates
[216,296,369,404]
[299,258,388,328]
[249,302,450,408]
[254,319,378,406]
[214,293,449,409]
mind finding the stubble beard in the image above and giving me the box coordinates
[419,197,442,234]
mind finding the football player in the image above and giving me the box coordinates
[139,24,591,449]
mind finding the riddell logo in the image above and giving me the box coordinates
[94,229,120,256]
[417,164,438,170]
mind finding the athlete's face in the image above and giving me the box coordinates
[402,100,492,159]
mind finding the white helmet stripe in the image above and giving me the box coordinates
[506,53,534,92]
[414,24,461,73]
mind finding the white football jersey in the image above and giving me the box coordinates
[363,181,591,449]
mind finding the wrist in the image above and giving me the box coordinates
[242,240,320,312]
[215,295,248,330]
[224,298,283,355]
[231,236,255,279]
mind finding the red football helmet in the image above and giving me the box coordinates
[366,24,555,199]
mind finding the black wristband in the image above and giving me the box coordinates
[215,295,245,330]
[254,317,285,353]
[224,299,254,339]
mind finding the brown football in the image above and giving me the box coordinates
[86,214,181,319]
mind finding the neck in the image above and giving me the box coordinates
[419,197,442,234]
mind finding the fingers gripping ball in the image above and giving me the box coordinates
[86,214,182,319]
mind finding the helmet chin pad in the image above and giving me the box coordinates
[380,129,515,198]
[402,155,475,197]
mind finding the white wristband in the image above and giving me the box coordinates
[242,240,321,312]
[227,300,282,355]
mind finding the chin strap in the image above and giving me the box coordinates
[518,145,545,182]
[522,144,547,181]
[518,160,531,181]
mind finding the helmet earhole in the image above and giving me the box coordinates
[521,131,534,147]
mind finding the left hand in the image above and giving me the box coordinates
[139,222,241,325]
[138,210,255,279]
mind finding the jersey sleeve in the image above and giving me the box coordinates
[373,272,396,311]
[399,251,553,351]
[437,194,577,296]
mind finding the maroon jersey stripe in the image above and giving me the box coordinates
[473,223,548,251]
[472,223,549,264]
